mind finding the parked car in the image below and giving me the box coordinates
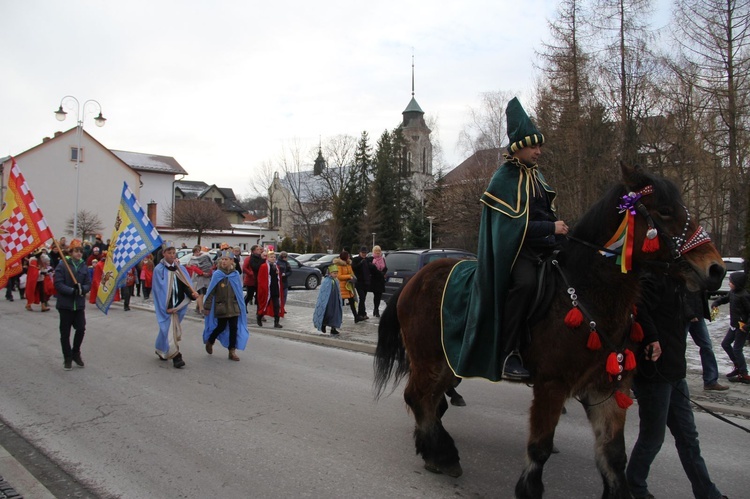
[286,256,322,290]
[304,253,338,276]
[295,253,327,264]
[176,248,192,259]
[287,253,301,259]
[712,257,745,296]
[382,248,476,302]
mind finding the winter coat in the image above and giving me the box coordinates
[367,255,387,294]
[635,272,689,383]
[242,255,256,287]
[54,257,92,311]
[712,272,750,331]
[335,257,356,299]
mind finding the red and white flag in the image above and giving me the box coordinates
[0,158,54,289]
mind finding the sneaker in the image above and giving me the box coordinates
[704,382,729,391]
[502,353,530,381]
[72,353,84,367]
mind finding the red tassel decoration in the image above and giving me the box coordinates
[642,236,660,253]
[606,352,621,375]
[587,330,602,350]
[614,390,633,409]
[565,307,584,328]
[630,321,644,342]
[624,349,636,370]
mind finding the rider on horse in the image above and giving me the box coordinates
[442,97,569,381]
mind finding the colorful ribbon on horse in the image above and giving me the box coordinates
[601,191,645,273]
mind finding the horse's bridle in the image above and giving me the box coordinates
[569,185,712,266]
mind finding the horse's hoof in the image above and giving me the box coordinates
[450,396,466,407]
[424,461,463,477]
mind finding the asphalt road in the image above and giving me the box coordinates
[0,296,748,498]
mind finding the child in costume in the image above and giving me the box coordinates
[313,265,343,336]
[203,250,249,361]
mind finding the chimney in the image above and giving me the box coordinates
[42,137,51,143]
[54,131,63,137]
[147,201,157,227]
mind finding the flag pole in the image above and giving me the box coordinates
[53,238,79,285]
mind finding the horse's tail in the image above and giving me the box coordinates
[373,285,409,400]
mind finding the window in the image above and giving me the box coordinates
[70,146,83,162]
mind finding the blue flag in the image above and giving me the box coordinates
[96,182,162,314]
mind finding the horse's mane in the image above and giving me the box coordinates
[571,167,684,247]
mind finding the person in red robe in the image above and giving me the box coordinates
[255,250,285,328]
[25,257,44,311]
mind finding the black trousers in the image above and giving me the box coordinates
[122,285,134,308]
[356,284,368,316]
[502,248,543,354]
[209,316,239,349]
[59,308,86,360]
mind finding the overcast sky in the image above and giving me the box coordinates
[2,0,671,199]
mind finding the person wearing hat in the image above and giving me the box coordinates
[187,244,213,313]
[713,271,750,384]
[255,250,285,328]
[53,239,91,370]
[334,251,362,323]
[457,97,568,381]
[152,240,199,368]
[352,246,373,320]
[313,264,343,336]
[202,250,249,361]
[93,234,107,254]
[85,246,101,267]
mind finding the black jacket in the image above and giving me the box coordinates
[54,257,92,311]
[712,288,750,331]
[635,272,688,383]
[352,255,372,287]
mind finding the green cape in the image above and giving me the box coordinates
[441,157,556,381]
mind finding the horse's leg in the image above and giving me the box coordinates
[515,381,567,499]
[404,366,462,477]
[581,391,630,499]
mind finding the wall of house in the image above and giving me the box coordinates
[5,132,140,241]
[138,172,176,227]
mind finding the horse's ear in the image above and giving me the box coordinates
[620,161,644,189]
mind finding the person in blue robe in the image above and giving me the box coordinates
[203,251,249,361]
[313,265,343,335]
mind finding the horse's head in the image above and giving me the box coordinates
[620,162,725,291]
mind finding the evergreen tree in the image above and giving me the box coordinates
[338,131,372,249]
[370,130,401,249]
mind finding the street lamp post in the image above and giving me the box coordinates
[372,232,376,248]
[426,216,435,249]
[55,96,107,239]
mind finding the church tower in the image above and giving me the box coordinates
[400,55,433,186]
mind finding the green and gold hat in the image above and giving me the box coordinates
[506,97,544,154]
[328,264,339,273]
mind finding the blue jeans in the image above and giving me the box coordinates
[686,319,720,385]
[721,327,748,372]
[626,379,722,498]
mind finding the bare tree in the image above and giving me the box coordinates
[167,199,231,244]
[66,210,104,241]
[672,0,750,254]
[457,90,515,157]
[273,139,332,247]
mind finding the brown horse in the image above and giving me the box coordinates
[373,164,724,499]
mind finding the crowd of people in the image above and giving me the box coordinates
[2,235,392,371]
